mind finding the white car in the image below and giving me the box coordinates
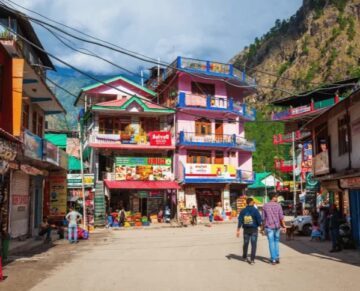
[291,215,312,236]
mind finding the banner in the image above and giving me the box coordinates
[115,157,172,181]
[149,131,172,146]
[49,172,67,217]
[185,164,236,180]
[302,142,313,172]
[313,151,330,175]
[0,138,17,161]
[67,173,95,188]
[23,130,42,160]
[43,141,59,165]
[59,149,68,170]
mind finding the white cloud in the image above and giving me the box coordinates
[7,0,302,74]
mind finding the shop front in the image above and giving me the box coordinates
[67,173,95,229]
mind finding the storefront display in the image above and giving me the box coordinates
[115,157,172,181]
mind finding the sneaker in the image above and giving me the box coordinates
[250,260,255,265]
[276,259,280,264]
[271,260,277,265]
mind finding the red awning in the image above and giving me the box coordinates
[104,180,180,190]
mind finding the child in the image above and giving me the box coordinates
[208,208,214,223]
[311,221,322,241]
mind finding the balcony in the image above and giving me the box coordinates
[180,162,255,184]
[273,130,311,145]
[177,131,256,152]
[177,92,256,120]
[271,96,345,121]
[89,131,175,150]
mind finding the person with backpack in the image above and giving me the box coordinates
[236,197,262,265]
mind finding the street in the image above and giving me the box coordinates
[2,224,359,291]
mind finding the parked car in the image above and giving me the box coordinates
[291,215,312,236]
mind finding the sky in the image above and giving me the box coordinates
[7,0,302,75]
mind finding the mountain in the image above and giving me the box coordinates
[231,0,360,103]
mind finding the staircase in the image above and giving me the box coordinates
[94,181,106,227]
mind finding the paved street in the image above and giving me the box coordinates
[3,224,360,291]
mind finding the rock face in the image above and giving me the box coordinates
[231,0,360,104]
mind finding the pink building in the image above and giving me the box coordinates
[149,57,256,215]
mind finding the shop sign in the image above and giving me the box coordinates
[138,191,148,198]
[0,139,17,161]
[67,173,94,188]
[149,190,162,197]
[23,130,43,160]
[43,141,59,165]
[20,164,43,176]
[340,176,360,189]
[302,141,313,172]
[149,131,172,146]
[313,151,330,176]
[185,164,236,180]
[290,105,311,115]
[115,157,172,181]
[49,173,67,217]
[306,172,320,190]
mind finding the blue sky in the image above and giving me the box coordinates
[11,0,302,75]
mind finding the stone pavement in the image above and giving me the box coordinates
[2,224,359,291]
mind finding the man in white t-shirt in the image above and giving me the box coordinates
[66,207,82,243]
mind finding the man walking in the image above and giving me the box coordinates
[261,192,286,265]
[191,205,198,225]
[329,204,342,252]
[236,198,262,265]
[66,207,82,244]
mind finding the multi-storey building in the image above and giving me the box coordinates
[0,7,67,238]
[148,57,256,215]
[75,76,178,225]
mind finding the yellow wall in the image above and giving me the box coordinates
[12,58,24,136]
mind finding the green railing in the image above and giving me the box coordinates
[314,98,335,110]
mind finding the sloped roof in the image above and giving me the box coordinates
[248,172,272,189]
[92,95,174,113]
[75,75,156,106]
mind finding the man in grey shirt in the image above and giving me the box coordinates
[66,207,82,243]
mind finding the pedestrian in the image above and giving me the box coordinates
[119,208,126,227]
[38,217,52,243]
[319,206,327,241]
[261,192,286,265]
[66,207,82,244]
[329,204,342,252]
[208,207,214,223]
[191,205,198,225]
[236,197,262,265]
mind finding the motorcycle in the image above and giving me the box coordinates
[339,223,356,249]
[164,207,171,223]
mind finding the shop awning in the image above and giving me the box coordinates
[104,180,180,190]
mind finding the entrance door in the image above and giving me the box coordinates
[215,120,223,142]
[349,189,360,247]
[214,151,224,164]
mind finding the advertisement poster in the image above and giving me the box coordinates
[149,131,172,146]
[44,141,59,165]
[302,142,313,171]
[115,157,172,181]
[49,173,67,217]
[23,130,43,160]
[185,164,236,180]
[313,151,330,175]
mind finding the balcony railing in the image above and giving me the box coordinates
[177,92,256,120]
[180,162,255,184]
[89,131,175,148]
[272,96,345,121]
[273,130,311,145]
[178,131,256,152]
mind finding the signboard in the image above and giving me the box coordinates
[313,151,330,175]
[59,149,68,170]
[23,130,42,160]
[67,173,94,188]
[20,164,43,176]
[0,138,17,161]
[302,141,313,172]
[185,164,236,180]
[43,141,59,165]
[291,105,311,115]
[149,131,171,146]
[340,176,360,189]
[115,157,172,181]
[49,172,67,217]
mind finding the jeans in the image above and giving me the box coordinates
[243,229,258,261]
[68,225,78,242]
[330,228,340,250]
[266,228,280,262]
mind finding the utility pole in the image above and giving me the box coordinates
[78,119,87,229]
[157,57,160,104]
[292,131,297,217]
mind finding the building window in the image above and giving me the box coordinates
[22,103,30,129]
[338,115,350,156]
[32,111,37,134]
[214,151,224,164]
[37,115,43,137]
[195,118,211,136]
[187,150,211,164]
[191,82,215,96]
